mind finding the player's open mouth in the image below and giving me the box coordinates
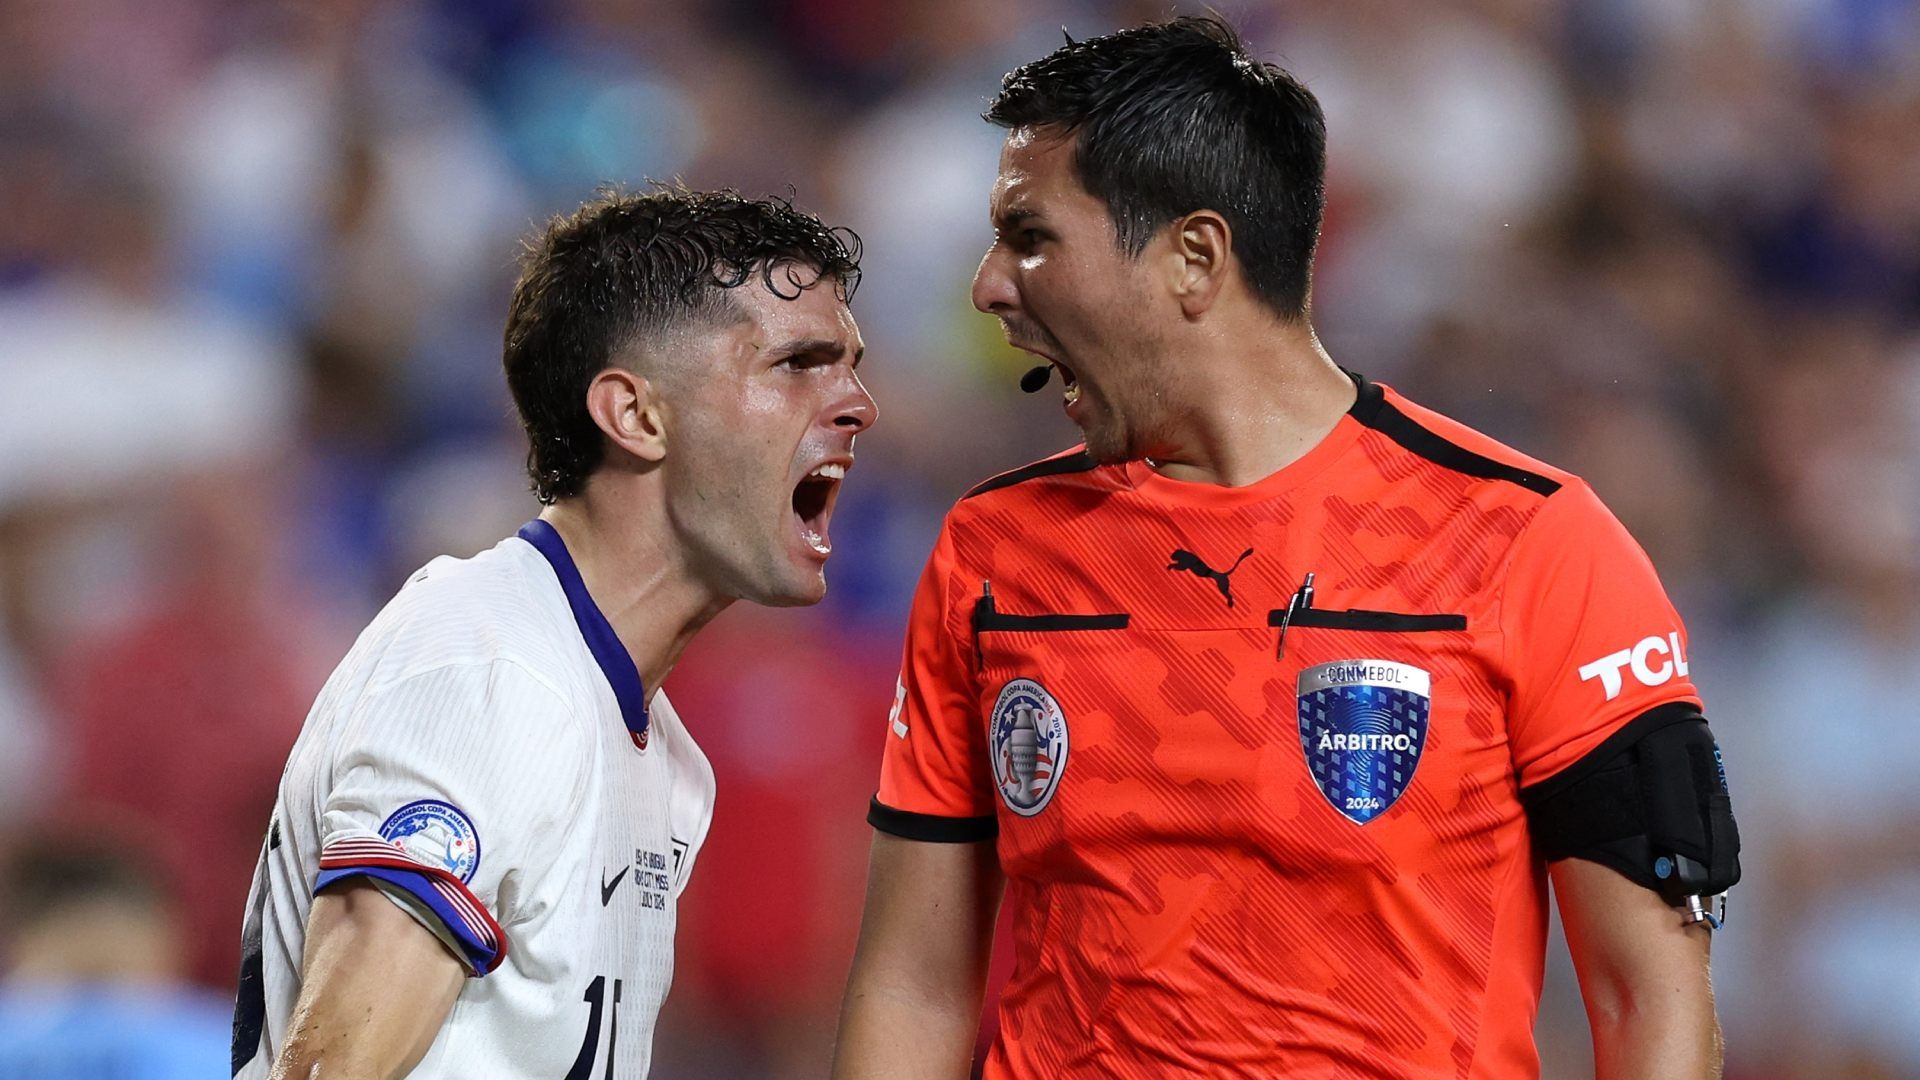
[792,462,845,557]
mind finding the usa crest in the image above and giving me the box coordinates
[1298,660,1431,824]
[381,800,481,882]
[990,678,1069,816]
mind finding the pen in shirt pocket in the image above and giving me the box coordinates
[1275,571,1315,660]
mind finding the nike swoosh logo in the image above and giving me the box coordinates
[600,865,629,906]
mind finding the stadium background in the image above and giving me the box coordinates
[0,0,1915,1076]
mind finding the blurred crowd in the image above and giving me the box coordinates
[0,0,1915,1076]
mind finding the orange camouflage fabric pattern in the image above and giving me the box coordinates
[873,373,1703,1079]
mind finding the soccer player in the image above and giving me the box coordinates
[232,188,874,1078]
[834,17,1738,1080]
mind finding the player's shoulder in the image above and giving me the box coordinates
[1353,375,1580,504]
[355,534,578,693]
[316,536,598,764]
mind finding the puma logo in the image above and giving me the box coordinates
[1167,547,1254,608]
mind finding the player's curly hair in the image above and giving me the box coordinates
[503,185,862,504]
[985,15,1325,320]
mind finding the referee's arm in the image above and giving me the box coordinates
[1552,857,1722,1079]
[832,831,1004,1080]
[269,880,466,1080]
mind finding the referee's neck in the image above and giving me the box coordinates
[1143,321,1354,488]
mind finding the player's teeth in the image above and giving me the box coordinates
[1063,382,1081,405]
[801,526,829,554]
[807,463,846,480]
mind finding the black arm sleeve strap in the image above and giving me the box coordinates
[867,796,998,843]
[1520,701,1741,903]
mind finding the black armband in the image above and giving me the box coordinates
[867,796,997,843]
[1521,702,1741,913]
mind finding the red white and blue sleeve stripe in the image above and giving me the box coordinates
[315,837,507,975]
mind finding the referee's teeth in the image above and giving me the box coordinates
[807,463,846,480]
[1064,381,1081,405]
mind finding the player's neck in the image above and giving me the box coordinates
[1141,320,1354,488]
[536,500,730,703]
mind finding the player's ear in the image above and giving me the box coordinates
[1165,209,1230,318]
[585,366,668,465]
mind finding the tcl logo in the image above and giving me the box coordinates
[887,677,909,739]
[1578,632,1691,701]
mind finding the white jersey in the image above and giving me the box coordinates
[232,521,715,1078]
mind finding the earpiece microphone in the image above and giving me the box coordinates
[1019,365,1053,394]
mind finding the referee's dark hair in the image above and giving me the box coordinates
[985,15,1326,321]
[503,186,862,504]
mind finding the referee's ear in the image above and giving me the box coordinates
[1166,209,1231,319]
[586,366,669,466]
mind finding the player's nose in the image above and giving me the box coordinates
[972,246,1018,316]
[831,371,877,434]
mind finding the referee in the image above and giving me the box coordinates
[834,16,1737,1080]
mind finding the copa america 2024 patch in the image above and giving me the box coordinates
[1298,660,1431,825]
[380,800,481,882]
[990,678,1069,816]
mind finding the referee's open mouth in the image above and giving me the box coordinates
[1016,344,1080,410]
[792,459,847,558]
[1029,355,1081,413]
[1003,324,1079,408]
[1055,360,1081,407]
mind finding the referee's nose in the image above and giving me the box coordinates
[972,244,1019,317]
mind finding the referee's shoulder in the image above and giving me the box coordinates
[957,444,1103,508]
[1356,378,1579,504]
[938,445,1111,556]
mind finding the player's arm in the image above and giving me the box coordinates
[269,880,465,1080]
[1551,857,1720,1079]
[832,833,1003,1080]
[281,659,588,1075]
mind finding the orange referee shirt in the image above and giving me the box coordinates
[870,372,1704,1079]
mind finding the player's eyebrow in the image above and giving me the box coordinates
[770,337,864,367]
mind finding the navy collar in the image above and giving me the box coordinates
[516,519,649,742]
